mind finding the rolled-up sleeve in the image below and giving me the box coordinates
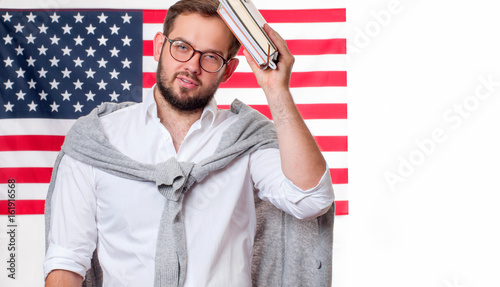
[44,155,98,280]
[250,148,335,220]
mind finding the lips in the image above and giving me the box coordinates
[177,75,199,90]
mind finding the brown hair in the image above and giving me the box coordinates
[163,0,241,59]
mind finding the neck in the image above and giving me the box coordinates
[154,86,204,152]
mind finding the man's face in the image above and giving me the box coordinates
[155,13,235,112]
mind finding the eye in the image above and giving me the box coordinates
[173,41,191,53]
[202,53,221,63]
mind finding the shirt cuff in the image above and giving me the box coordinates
[283,166,335,204]
[44,244,91,280]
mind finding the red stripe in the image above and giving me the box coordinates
[217,104,346,120]
[0,135,64,152]
[144,71,346,88]
[143,9,168,23]
[334,200,348,215]
[261,9,346,23]
[330,168,348,184]
[0,168,53,184]
[144,39,346,57]
[0,200,45,215]
[315,136,347,152]
[142,9,346,24]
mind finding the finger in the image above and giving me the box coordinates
[263,24,290,55]
[242,48,260,73]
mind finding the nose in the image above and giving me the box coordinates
[184,51,202,75]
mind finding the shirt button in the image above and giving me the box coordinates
[163,135,170,141]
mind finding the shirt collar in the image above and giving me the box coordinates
[143,86,218,127]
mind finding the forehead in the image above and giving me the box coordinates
[169,13,233,55]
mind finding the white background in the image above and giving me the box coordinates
[1,0,500,286]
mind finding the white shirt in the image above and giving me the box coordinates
[44,89,334,287]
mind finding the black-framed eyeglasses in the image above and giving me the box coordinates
[164,36,230,73]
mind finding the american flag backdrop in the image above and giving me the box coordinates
[0,6,347,282]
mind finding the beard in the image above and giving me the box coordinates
[156,53,222,112]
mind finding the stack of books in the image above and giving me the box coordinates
[218,0,279,70]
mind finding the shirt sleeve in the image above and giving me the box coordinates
[250,148,335,220]
[44,155,98,280]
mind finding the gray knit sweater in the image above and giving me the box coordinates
[45,99,334,287]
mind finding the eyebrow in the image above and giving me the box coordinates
[172,36,227,59]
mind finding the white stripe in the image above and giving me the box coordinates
[0,0,344,9]
[332,183,348,201]
[323,151,347,169]
[0,184,48,200]
[0,119,75,136]
[214,87,347,105]
[0,151,58,168]
[143,54,346,73]
[143,22,346,41]
[306,119,347,136]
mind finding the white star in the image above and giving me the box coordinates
[85,68,96,78]
[26,12,36,22]
[74,35,84,46]
[50,101,60,112]
[62,46,72,56]
[73,79,84,90]
[110,24,120,35]
[16,90,26,100]
[109,47,120,57]
[26,56,36,66]
[3,34,13,44]
[97,58,108,68]
[49,56,60,67]
[74,13,84,23]
[16,67,26,78]
[50,79,60,89]
[4,79,14,90]
[61,90,72,101]
[97,13,108,23]
[97,35,108,46]
[62,24,72,34]
[85,91,96,101]
[50,12,60,23]
[14,23,24,33]
[86,24,96,34]
[38,45,48,55]
[97,80,108,90]
[4,57,14,67]
[38,67,48,78]
[121,58,132,68]
[15,45,24,55]
[109,69,120,79]
[28,79,37,89]
[86,46,96,57]
[61,67,72,78]
[39,90,48,100]
[2,12,13,22]
[28,101,38,111]
[109,91,120,101]
[50,35,60,45]
[39,24,49,34]
[73,102,84,112]
[121,35,132,46]
[122,13,132,23]
[26,33,36,44]
[121,80,131,90]
[73,57,84,67]
[4,101,14,112]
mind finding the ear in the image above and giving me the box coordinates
[153,32,166,62]
[221,58,239,83]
